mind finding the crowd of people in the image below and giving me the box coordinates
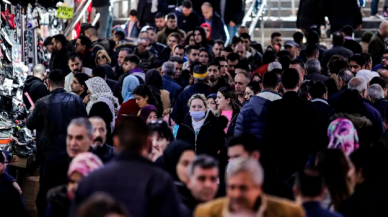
[2,0,388,217]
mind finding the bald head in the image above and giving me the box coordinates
[201,2,213,20]
[234,44,247,59]
[33,64,46,79]
[379,21,388,37]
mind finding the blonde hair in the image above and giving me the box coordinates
[187,93,209,109]
[95,49,112,65]
[167,33,182,44]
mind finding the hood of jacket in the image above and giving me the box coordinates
[25,75,43,87]
[257,90,282,102]
[331,113,372,129]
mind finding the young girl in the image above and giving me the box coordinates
[216,86,241,138]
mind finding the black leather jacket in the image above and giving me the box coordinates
[91,144,115,163]
[26,88,87,159]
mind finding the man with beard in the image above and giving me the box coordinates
[169,57,184,81]
[146,26,170,65]
[194,158,304,217]
[208,61,229,93]
[213,40,224,58]
[118,55,144,87]
[156,13,186,45]
[133,38,157,72]
[183,45,199,70]
[373,51,388,72]
[154,12,167,32]
[65,53,92,92]
[50,34,71,74]
[216,57,233,85]
[271,32,283,50]
[89,117,115,163]
[71,73,90,100]
[115,48,132,80]
[74,36,92,68]
[227,53,240,79]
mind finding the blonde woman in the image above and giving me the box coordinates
[167,33,182,49]
[95,49,112,66]
[176,93,226,159]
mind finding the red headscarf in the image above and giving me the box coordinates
[200,23,212,41]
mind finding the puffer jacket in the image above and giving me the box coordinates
[26,88,87,159]
[234,90,282,142]
[133,48,157,73]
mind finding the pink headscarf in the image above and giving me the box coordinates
[67,152,104,177]
[200,23,212,41]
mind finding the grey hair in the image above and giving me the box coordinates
[136,37,149,45]
[305,59,321,73]
[33,64,46,77]
[68,117,94,137]
[188,154,219,176]
[348,77,367,93]
[338,69,354,84]
[268,62,282,71]
[226,157,264,186]
[162,61,176,76]
[367,84,384,101]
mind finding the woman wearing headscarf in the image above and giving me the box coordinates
[328,118,360,156]
[138,105,159,124]
[45,153,103,217]
[116,75,140,125]
[145,69,171,111]
[200,23,213,45]
[85,77,119,145]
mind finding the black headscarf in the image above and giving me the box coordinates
[145,69,163,89]
[163,140,194,181]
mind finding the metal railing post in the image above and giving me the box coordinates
[261,15,265,47]
[291,0,296,16]
[277,0,281,18]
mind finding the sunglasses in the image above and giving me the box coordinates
[97,56,107,60]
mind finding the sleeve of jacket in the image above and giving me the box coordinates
[232,0,244,25]
[26,99,44,130]
[296,0,305,28]
[172,91,184,124]
[35,84,49,101]
[150,174,181,217]
[234,110,244,136]
[369,39,383,67]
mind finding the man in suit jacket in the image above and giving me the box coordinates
[304,59,328,82]
[321,32,354,70]
[369,21,388,67]
[194,158,304,217]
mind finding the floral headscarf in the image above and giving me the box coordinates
[327,118,360,156]
[67,152,103,177]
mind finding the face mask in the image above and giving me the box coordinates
[190,111,206,120]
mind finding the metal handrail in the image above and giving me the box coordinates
[241,0,256,27]
[63,0,93,37]
[249,0,268,46]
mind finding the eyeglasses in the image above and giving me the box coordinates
[382,57,388,61]
[97,56,107,60]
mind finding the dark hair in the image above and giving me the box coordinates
[306,44,319,58]
[44,36,52,46]
[194,27,208,47]
[271,32,281,39]
[133,84,158,107]
[295,168,325,197]
[235,61,250,72]
[124,54,140,66]
[298,80,314,100]
[281,68,300,89]
[262,50,276,64]
[227,133,261,153]
[333,31,344,46]
[370,77,387,90]
[231,36,243,45]
[174,45,185,53]
[279,55,291,70]
[118,48,132,55]
[277,50,291,58]
[262,71,278,89]
[214,39,225,47]
[307,30,320,44]
[217,86,241,113]
[114,31,125,41]
[227,52,240,62]
[129,9,137,16]
[48,69,65,87]
[361,53,372,65]
[186,45,199,55]
[215,57,226,63]
[223,47,233,53]
[68,53,82,62]
[341,25,354,36]
[155,12,165,19]
[207,61,220,70]
[270,68,283,76]
[290,59,305,70]
[148,121,174,142]
[84,26,98,37]
[0,150,4,163]
[53,34,67,47]
[76,193,129,217]
[199,47,213,62]
[92,66,106,78]
[77,36,91,50]
[169,56,184,64]
[336,89,363,114]
[331,58,349,75]
[309,81,327,99]
[293,31,304,45]
[74,73,90,90]
[189,154,219,175]
[240,33,251,41]
[182,0,192,8]
[166,13,177,20]
[247,81,261,94]
[348,54,366,67]
[185,31,194,45]
[361,31,374,43]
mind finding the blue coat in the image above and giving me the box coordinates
[303,201,344,217]
[198,12,227,42]
[124,20,140,39]
[162,75,182,104]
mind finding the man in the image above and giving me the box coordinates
[234,72,250,104]
[74,35,92,68]
[295,169,344,217]
[49,34,70,74]
[174,0,200,33]
[172,65,210,124]
[227,52,240,78]
[91,0,111,38]
[44,36,53,54]
[70,73,90,100]
[37,118,94,217]
[170,56,184,80]
[304,59,328,82]
[219,0,244,39]
[373,51,388,71]
[157,13,186,45]
[146,26,170,63]
[70,116,180,217]
[184,155,219,212]
[194,158,305,217]
[173,45,185,59]
[321,32,354,70]
[369,21,388,67]
[370,76,388,98]
[305,43,320,60]
[262,68,322,182]
[284,40,300,61]
[118,55,144,87]
[162,61,181,103]
[115,48,131,79]
[124,9,140,39]
[65,53,92,92]
[235,71,281,141]
[234,61,251,77]
[208,61,229,93]
[212,40,224,58]
[290,59,306,84]
[367,84,388,118]
[328,69,354,107]
[234,44,247,60]
[240,33,262,62]
[27,69,87,161]
[216,57,231,84]
[271,32,282,49]
[92,66,121,101]
[155,12,167,32]
[324,0,361,32]
[84,26,105,69]
[133,38,157,72]
[342,25,362,54]
[89,116,115,163]
[23,64,49,110]
[199,2,227,41]
[349,54,367,75]
[183,45,199,70]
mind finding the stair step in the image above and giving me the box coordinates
[266,0,383,8]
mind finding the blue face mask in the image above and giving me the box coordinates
[190,111,206,120]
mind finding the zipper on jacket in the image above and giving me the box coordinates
[182,121,211,153]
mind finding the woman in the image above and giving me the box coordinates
[200,23,213,45]
[77,193,129,217]
[216,86,241,138]
[194,27,212,51]
[206,93,218,113]
[251,73,262,82]
[167,33,182,50]
[133,84,161,115]
[185,31,195,46]
[145,69,171,112]
[328,118,360,156]
[116,75,140,125]
[198,47,212,66]
[245,81,261,101]
[45,153,103,217]
[85,77,119,145]
[316,149,355,211]
[177,94,226,159]
[95,50,112,67]
[149,121,175,162]
[139,104,159,123]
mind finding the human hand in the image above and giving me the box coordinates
[229,21,235,27]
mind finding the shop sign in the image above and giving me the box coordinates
[56,6,74,19]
